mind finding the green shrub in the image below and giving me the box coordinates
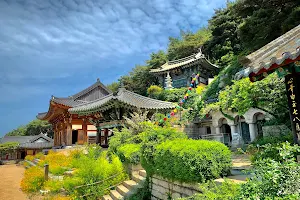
[251,134,293,146]
[147,85,163,99]
[251,142,300,163]
[180,180,240,200]
[140,124,187,175]
[65,151,128,198]
[34,152,45,159]
[44,180,64,194]
[237,159,300,199]
[117,144,141,165]
[153,139,231,183]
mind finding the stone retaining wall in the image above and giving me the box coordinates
[150,175,201,200]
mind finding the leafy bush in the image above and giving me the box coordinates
[65,151,128,198]
[237,158,300,199]
[117,144,141,165]
[41,150,72,175]
[251,134,293,146]
[181,180,240,200]
[25,155,35,161]
[34,152,45,160]
[21,166,45,193]
[250,142,300,163]
[147,85,163,99]
[44,180,64,194]
[152,139,231,183]
[140,124,187,175]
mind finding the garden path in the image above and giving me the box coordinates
[0,164,28,200]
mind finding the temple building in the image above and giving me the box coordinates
[37,79,175,147]
[0,134,53,160]
[150,50,219,89]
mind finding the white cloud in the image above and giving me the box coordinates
[0,0,226,102]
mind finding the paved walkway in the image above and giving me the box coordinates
[0,164,28,200]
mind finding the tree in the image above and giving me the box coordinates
[235,0,300,51]
[146,50,167,69]
[167,28,211,60]
[6,120,53,138]
[120,65,159,96]
[203,2,242,67]
[107,82,119,93]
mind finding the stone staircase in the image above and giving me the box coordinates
[102,170,147,200]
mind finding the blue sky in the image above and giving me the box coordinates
[0,0,226,137]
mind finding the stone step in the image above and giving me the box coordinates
[132,174,146,183]
[123,180,139,190]
[110,190,124,200]
[139,170,147,178]
[101,195,113,200]
[116,185,130,197]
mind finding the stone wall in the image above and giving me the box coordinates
[150,174,201,200]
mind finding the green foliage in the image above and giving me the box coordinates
[181,180,240,200]
[237,155,300,199]
[6,119,53,138]
[251,134,294,147]
[146,50,167,69]
[152,139,231,183]
[235,0,300,52]
[203,3,243,66]
[250,142,300,163]
[106,82,119,93]
[160,88,187,102]
[147,85,163,99]
[117,144,141,165]
[21,166,45,193]
[0,142,19,152]
[44,180,64,194]
[168,28,211,60]
[120,65,159,96]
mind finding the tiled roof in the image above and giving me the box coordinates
[150,51,219,74]
[235,24,300,80]
[19,142,54,149]
[0,134,53,145]
[69,88,176,114]
[0,136,34,144]
[37,79,112,120]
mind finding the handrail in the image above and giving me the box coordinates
[74,171,124,189]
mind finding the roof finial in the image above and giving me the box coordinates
[97,78,100,82]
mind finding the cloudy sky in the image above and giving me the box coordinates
[0,0,226,136]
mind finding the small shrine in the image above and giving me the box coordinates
[150,50,219,89]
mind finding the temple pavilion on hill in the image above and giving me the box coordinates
[37,80,175,147]
[150,50,219,89]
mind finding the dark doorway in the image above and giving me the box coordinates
[21,151,26,159]
[221,124,232,142]
[72,130,78,144]
[241,122,251,143]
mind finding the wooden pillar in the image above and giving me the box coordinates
[82,119,87,144]
[104,128,109,146]
[66,120,72,146]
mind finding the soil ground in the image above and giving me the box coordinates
[0,163,28,200]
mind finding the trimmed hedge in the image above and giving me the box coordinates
[153,139,231,183]
[117,144,141,165]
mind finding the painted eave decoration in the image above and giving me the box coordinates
[235,24,300,81]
